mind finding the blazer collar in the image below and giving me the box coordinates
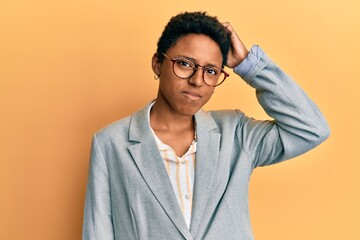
[128,102,192,239]
[128,102,221,239]
[190,109,221,236]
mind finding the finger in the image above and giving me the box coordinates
[221,22,229,27]
[221,22,239,41]
[221,22,234,33]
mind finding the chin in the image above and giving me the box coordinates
[176,104,202,116]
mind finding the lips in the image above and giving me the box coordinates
[182,90,202,100]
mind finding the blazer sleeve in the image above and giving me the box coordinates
[234,46,330,168]
[82,134,114,240]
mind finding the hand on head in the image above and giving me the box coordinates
[222,22,249,68]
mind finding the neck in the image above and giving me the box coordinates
[150,101,195,133]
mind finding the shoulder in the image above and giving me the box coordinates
[94,115,132,144]
[195,108,246,132]
[208,109,244,121]
[207,109,246,126]
[94,102,152,142]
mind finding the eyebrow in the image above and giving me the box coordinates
[176,55,221,69]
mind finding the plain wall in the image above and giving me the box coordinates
[1,0,359,239]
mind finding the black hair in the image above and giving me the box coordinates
[156,11,231,67]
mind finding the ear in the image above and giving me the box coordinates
[151,53,161,77]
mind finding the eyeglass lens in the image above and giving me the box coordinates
[173,58,225,86]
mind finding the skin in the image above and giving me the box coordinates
[151,22,248,157]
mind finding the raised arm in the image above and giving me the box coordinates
[224,22,330,167]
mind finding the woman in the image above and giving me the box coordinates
[83,12,330,240]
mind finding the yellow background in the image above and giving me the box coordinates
[1,0,359,239]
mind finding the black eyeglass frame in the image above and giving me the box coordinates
[162,53,229,87]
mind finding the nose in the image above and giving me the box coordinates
[187,68,204,87]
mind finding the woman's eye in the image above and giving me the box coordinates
[177,60,192,67]
[206,68,218,75]
[176,59,195,68]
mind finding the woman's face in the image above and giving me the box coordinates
[152,33,223,117]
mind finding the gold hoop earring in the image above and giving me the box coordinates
[154,74,159,80]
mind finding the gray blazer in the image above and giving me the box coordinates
[82,52,330,240]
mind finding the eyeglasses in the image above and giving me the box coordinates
[162,53,229,87]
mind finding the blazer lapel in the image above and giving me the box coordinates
[190,110,221,237]
[127,103,192,240]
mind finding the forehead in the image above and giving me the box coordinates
[166,34,223,66]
